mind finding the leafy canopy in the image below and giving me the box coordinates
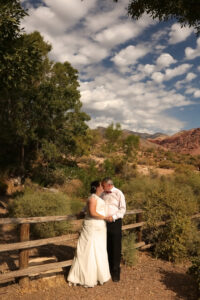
[0,0,90,173]
[114,0,200,34]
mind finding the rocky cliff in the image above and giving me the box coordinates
[148,128,200,155]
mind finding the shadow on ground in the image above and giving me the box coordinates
[160,269,198,300]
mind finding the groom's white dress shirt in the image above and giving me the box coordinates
[101,187,126,221]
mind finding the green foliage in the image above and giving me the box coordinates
[154,215,196,262]
[144,182,198,262]
[158,160,174,169]
[0,1,90,174]
[122,134,139,158]
[86,128,102,148]
[104,123,122,153]
[174,170,200,208]
[188,256,200,292]
[122,171,200,262]
[124,0,200,35]
[122,232,137,266]
[122,175,160,209]
[9,187,72,238]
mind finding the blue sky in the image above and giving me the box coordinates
[21,0,200,134]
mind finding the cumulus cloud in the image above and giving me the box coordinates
[80,71,192,134]
[151,72,164,83]
[185,37,200,60]
[111,45,149,68]
[194,90,200,98]
[156,53,177,68]
[94,22,144,48]
[165,64,192,80]
[138,64,155,74]
[175,72,197,89]
[21,1,199,133]
[152,64,192,83]
[169,23,193,44]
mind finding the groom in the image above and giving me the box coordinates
[101,177,126,282]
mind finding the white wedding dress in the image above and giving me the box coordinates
[67,194,111,287]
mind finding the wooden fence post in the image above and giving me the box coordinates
[136,212,142,243]
[19,223,30,287]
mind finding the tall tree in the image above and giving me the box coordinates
[104,123,122,153]
[0,1,90,173]
[114,0,200,34]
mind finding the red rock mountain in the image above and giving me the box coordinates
[148,128,200,155]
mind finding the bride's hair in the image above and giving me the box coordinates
[90,180,101,193]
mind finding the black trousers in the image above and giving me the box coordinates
[106,218,122,278]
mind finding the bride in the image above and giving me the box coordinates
[67,180,112,287]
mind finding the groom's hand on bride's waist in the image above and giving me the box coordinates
[105,216,113,222]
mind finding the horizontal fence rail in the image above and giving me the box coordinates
[0,210,199,286]
[0,209,144,225]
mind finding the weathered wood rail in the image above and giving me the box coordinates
[0,210,199,286]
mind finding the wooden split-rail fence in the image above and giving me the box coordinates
[0,210,200,287]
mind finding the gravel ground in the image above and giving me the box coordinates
[0,252,198,300]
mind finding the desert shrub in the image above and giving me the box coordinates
[174,164,195,173]
[102,159,116,177]
[154,215,196,262]
[9,187,72,238]
[174,170,200,208]
[122,232,137,266]
[144,182,198,262]
[188,256,200,292]
[77,161,100,197]
[70,196,85,214]
[158,160,174,169]
[122,175,160,209]
[145,148,154,153]
[32,166,67,186]
[137,157,150,165]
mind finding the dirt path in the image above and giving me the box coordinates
[0,252,198,300]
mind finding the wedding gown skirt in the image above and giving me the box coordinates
[67,218,111,287]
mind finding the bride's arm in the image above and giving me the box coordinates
[88,197,109,220]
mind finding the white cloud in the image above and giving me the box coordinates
[151,72,164,83]
[175,72,197,89]
[138,64,155,74]
[185,37,200,60]
[44,0,97,25]
[165,64,192,80]
[94,22,142,48]
[184,87,200,98]
[111,45,149,69]
[185,72,197,81]
[194,90,200,98]
[169,23,193,44]
[21,1,199,134]
[80,71,192,134]
[156,53,177,68]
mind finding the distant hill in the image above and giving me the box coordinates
[97,126,167,140]
[148,128,200,155]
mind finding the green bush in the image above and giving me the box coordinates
[144,182,198,262]
[32,166,66,187]
[9,187,72,238]
[188,256,200,292]
[122,232,137,266]
[154,215,196,262]
[158,160,174,169]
